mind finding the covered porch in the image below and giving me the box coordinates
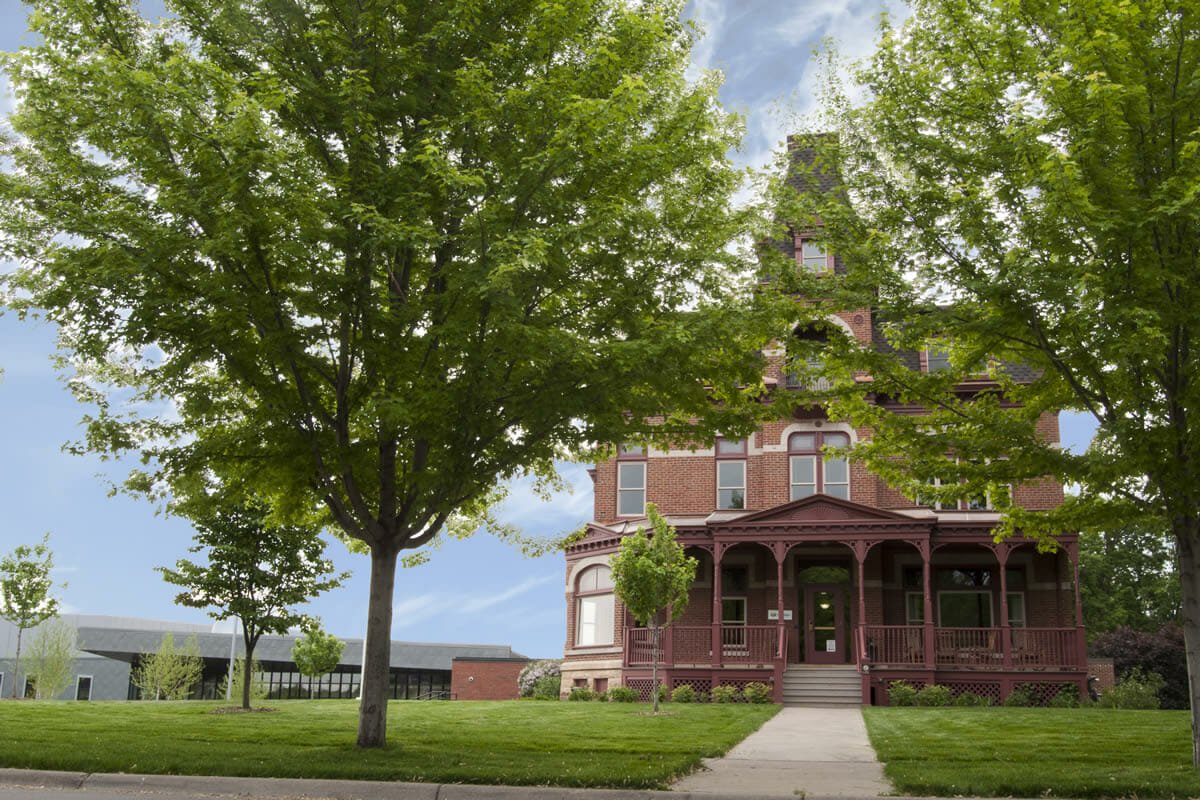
[622,496,1088,703]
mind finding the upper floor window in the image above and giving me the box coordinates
[918,460,1009,511]
[616,444,646,517]
[800,239,832,273]
[925,345,952,373]
[789,431,851,501]
[715,437,746,510]
[575,565,615,646]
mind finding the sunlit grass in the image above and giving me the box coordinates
[0,699,777,789]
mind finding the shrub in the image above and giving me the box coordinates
[1099,668,1165,709]
[888,680,918,707]
[654,682,669,703]
[531,673,562,700]
[606,686,637,703]
[1047,683,1080,708]
[1094,626,1186,709]
[1003,683,1037,707]
[915,684,953,707]
[567,687,595,701]
[517,660,562,698]
[711,685,740,704]
[952,691,992,707]
[671,683,697,703]
[743,682,772,704]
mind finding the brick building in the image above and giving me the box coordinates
[558,142,1087,706]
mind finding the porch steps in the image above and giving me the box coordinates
[781,665,863,706]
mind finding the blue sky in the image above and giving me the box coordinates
[0,0,1097,659]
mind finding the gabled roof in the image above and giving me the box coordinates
[720,493,916,526]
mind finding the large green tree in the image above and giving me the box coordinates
[0,0,776,744]
[1082,524,1180,638]
[159,502,349,709]
[0,535,61,699]
[789,0,1200,762]
[609,503,696,713]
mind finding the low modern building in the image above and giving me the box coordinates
[0,614,524,701]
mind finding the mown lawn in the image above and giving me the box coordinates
[864,706,1199,798]
[0,699,777,789]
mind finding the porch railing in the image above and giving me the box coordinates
[625,625,778,666]
[864,625,925,665]
[1011,628,1079,668]
[936,627,1002,666]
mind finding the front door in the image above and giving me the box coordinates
[804,584,846,664]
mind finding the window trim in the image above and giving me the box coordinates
[575,565,615,648]
[715,437,747,510]
[788,430,851,501]
[905,591,925,625]
[616,460,646,518]
[924,345,952,373]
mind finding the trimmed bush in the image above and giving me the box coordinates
[915,684,953,707]
[888,680,918,707]
[711,685,740,704]
[531,673,562,700]
[568,687,596,701]
[1047,683,1081,708]
[606,686,637,703]
[952,691,992,707]
[743,682,772,704]
[1099,668,1164,709]
[518,660,562,698]
[1003,683,1037,707]
[654,683,669,703]
[671,684,697,703]
[1094,626,1186,709]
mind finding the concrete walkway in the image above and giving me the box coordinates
[672,707,892,797]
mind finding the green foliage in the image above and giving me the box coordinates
[952,691,992,708]
[670,684,697,703]
[742,682,772,704]
[711,685,741,704]
[605,686,637,703]
[915,684,953,707]
[531,674,562,701]
[610,504,698,713]
[1081,525,1180,638]
[159,502,348,709]
[1099,669,1165,710]
[291,621,345,699]
[517,660,561,698]
[888,681,918,707]
[567,687,596,702]
[133,633,202,701]
[1003,684,1037,708]
[0,0,782,746]
[0,534,62,698]
[655,683,670,704]
[1047,684,1081,709]
[25,620,75,700]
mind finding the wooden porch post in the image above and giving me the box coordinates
[712,544,724,668]
[995,543,1013,669]
[773,543,787,703]
[921,540,935,670]
[1068,542,1087,669]
[852,541,871,669]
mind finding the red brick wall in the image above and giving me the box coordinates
[451,659,529,701]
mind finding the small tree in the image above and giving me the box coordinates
[133,632,203,700]
[0,534,62,699]
[26,620,75,700]
[292,622,344,699]
[610,504,697,713]
[159,502,349,709]
[219,657,268,704]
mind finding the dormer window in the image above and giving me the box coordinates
[800,239,832,273]
[925,345,952,373]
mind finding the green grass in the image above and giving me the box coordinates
[0,699,777,789]
[864,706,1200,798]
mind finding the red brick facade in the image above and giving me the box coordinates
[450,657,530,701]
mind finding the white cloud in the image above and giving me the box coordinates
[458,573,559,613]
[390,593,445,628]
[685,0,727,79]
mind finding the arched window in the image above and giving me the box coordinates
[789,431,850,500]
[575,565,615,646]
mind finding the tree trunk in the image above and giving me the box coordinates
[357,545,399,748]
[1174,518,1200,767]
[11,628,21,699]
[242,641,255,710]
